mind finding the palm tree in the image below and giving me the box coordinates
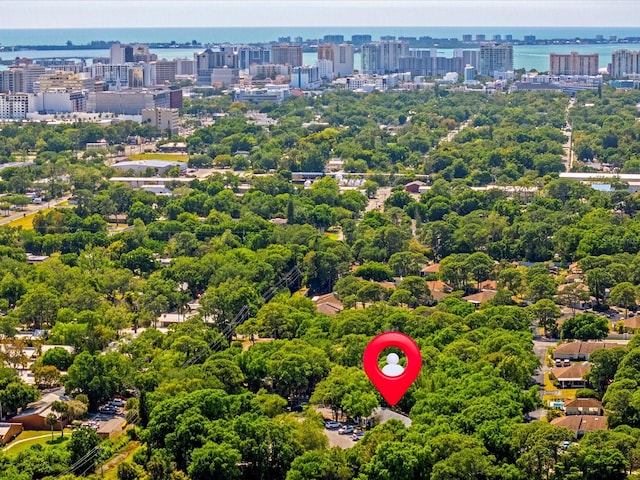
[45,412,57,441]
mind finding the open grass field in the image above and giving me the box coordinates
[128,153,189,161]
[6,208,53,230]
[4,429,69,455]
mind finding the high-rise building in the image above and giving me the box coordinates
[0,93,33,119]
[175,58,196,76]
[524,35,536,44]
[462,34,473,42]
[219,45,271,70]
[270,45,303,67]
[399,55,431,77]
[24,64,46,93]
[195,48,238,85]
[110,43,134,64]
[351,35,372,46]
[476,34,486,42]
[155,60,178,84]
[361,41,409,74]
[550,52,599,76]
[610,50,640,78]
[479,43,513,76]
[464,65,476,82]
[0,68,25,93]
[317,44,354,77]
[323,35,344,44]
[34,71,96,93]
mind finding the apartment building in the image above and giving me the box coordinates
[317,44,354,77]
[479,43,514,76]
[270,44,303,67]
[550,52,599,76]
[141,107,179,135]
[361,41,409,74]
[611,49,640,78]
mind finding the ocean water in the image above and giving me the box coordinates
[2,28,640,72]
[1,27,640,46]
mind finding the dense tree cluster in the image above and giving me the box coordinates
[2,87,640,478]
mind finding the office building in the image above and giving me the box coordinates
[479,43,514,76]
[233,86,290,104]
[34,91,87,113]
[270,45,303,67]
[611,50,640,78]
[211,67,240,86]
[0,93,34,119]
[87,88,171,114]
[34,71,96,93]
[317,44,355,77]
[351,35,372,46]
[168,87,183,109]
[361,41,409,74]
[195,48,238,85]
[175,58,195,76]
[550,52,599,76]
[154,60,177,84]
[110,43,134,64]
[141,108,179,135]
[290,66,321,89]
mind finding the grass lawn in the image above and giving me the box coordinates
[7,208,53,230]
[128,153,189,161]
[4,429,69,455]
[543,372,578,405]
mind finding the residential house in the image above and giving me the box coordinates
[564,398,603,416]
[551,415,607,439]
[312,293,344,316]
[550,362,591,388]
[553,341,621,361]
[426,280,451,302]
[420,263,440,277]
[463,290,497,307]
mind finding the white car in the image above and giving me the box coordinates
[338,425,354,435]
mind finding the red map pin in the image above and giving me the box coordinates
[363,332,422,406]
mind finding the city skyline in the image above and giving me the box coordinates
[3,0,640,29]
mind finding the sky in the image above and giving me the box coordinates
[2,0,640,29]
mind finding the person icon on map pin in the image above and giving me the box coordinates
[381,353,404,377]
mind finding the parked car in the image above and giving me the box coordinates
[338,425,354,435]
[352,430,365,441]
[109,398,126,407]
[555,359,562,367]
[562,440,571,449]
[324,421,341,430]
[563,359,570,367]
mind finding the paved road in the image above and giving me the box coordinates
[0,195,71,226]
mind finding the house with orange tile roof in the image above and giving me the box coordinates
[551,415,607,438]
[564,398,603,416]
[550,362,591,388]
